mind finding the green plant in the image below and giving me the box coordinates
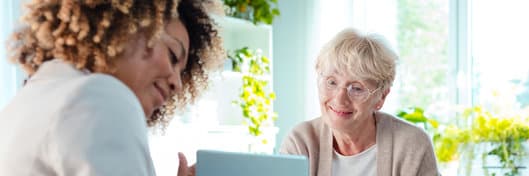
[465,107,529,176]
[223,0,280,25]
[229,47,277,143]
[397,107,461,162]
[398,106,529,176]
[397,107,439,131]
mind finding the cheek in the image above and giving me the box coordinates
[318,91,329,106]
[131,77,152,104]
[135,79,158,117]
[360,99,379,112]
[123,63,156,101]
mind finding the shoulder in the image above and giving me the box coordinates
[376,112,440,175]
[64,73,143,116]
[377,112,431,144]
[47,74,154,175]
[54,73,146,138]
[288,117,325,141]
[377,112,435,162]
[280,117,326,154]
[70,73,136,102]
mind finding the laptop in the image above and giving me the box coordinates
[196,150,309,176]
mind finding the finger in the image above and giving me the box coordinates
[177,152,189,176]
[189,164,196,176]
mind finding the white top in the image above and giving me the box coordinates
[332,144,377,176]
[0,60,156,176]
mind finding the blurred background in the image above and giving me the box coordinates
[2,0,529,175]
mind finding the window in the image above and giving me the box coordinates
[348,0,452,116]
[393,0,451,113]
[471,0,529,114]
[351,0,529,118]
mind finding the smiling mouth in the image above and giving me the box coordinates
[330,106,353,117]
[153,83,168,104]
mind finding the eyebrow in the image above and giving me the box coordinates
[166,34,187,59]
[321,74,368,85]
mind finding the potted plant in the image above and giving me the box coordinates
[463,107,529,176]
[222,0,280,25]
[398,106,529,176]
[229,47,277,153]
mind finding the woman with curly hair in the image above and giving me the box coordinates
[0,0,224,175]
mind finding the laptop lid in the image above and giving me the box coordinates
[196,150,309,176]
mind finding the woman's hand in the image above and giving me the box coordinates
[177,152,195,176]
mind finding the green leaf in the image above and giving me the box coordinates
[396,110,407,117]
[402,111,427,123]
[427,118,439,129]
[272,8,280,15]
[231,46,278,138]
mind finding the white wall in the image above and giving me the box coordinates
[272,0,317,151]
[0,0,25,109]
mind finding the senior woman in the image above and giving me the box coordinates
[280,28,439,176]
[0,0,223,175]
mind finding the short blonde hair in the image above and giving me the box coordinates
[315,28,397,90]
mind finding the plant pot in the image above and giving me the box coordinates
[458,142,529,176]
[481,142,529,176]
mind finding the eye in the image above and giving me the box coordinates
[325,78,337,88]
[351,86,364,92]
[168,48,179,65]
[348,84,366,95]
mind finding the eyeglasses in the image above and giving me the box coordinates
[318,75,380,103]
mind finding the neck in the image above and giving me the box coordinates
[332,113,377,156]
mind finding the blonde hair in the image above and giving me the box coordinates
[315,28,397,90]
[8,0,225,129]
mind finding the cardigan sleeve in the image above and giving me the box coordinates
[381,113,441,176]
[279,119,325,176]
[279,119,318,156]
[45,75,156,176]
[280,129,303,155]
[417,139,441,176]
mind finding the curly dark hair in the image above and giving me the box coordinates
[151,0,225,128]
[8,0,225,129]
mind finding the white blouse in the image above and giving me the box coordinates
[332,144,377,176]
[0,60,156,176]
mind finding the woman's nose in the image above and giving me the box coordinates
[168,72,183,94]
[333,87,351,105]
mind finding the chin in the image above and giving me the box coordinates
[328,121,350,131]
[330,115,348,125]
[141,101,155,118]
[323,114,342,126]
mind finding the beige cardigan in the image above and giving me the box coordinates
[280,112,440,176]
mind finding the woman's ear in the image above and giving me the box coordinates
[374,88,390,110]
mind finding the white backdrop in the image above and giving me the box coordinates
[0,0,25,109]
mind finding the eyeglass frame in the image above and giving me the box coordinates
[317,73,381,103]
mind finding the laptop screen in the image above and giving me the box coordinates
[196,150,309,176]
